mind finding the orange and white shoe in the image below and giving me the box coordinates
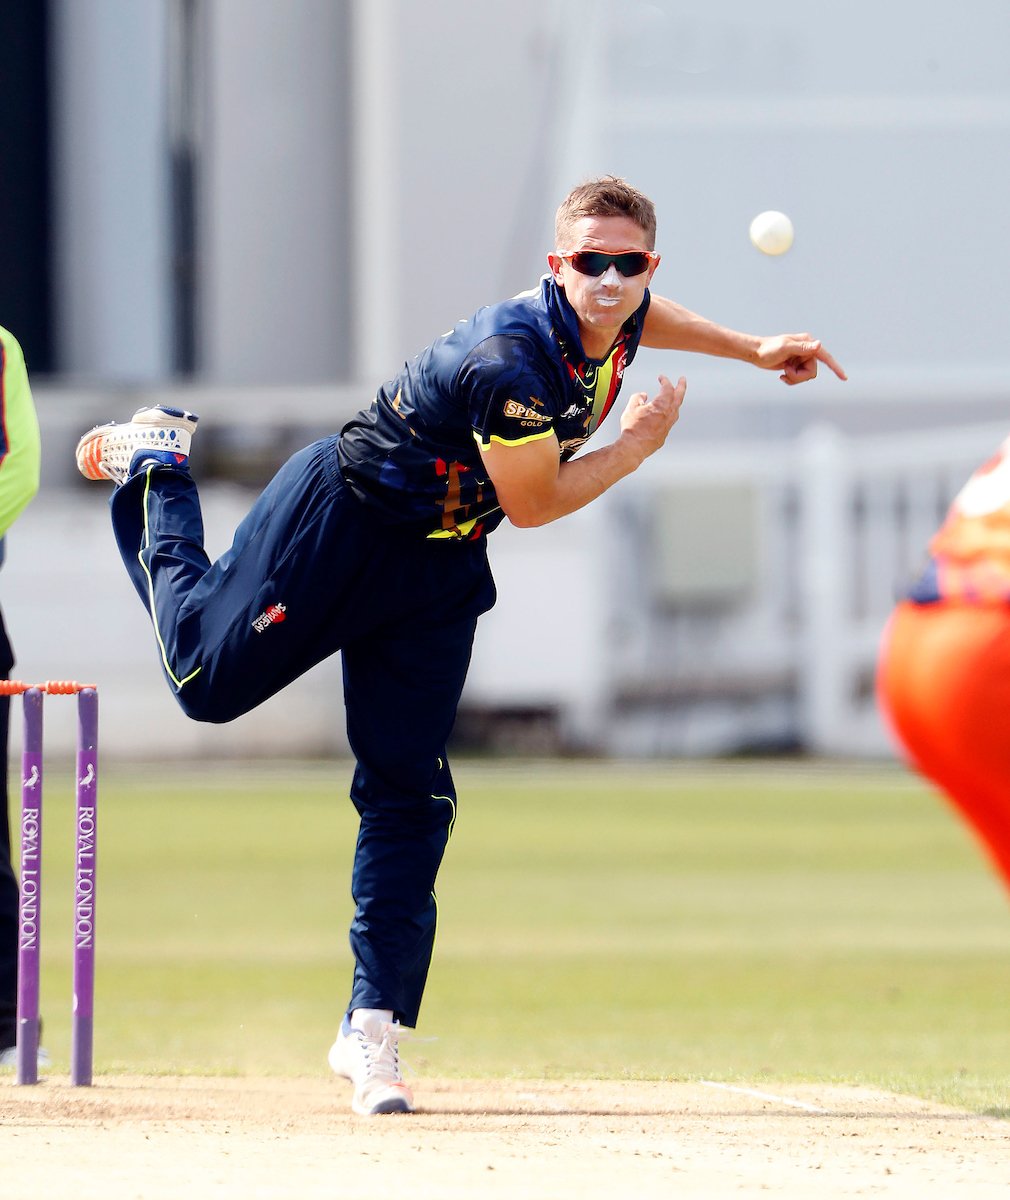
[328,1012,414,1116]
[76,405,199,485]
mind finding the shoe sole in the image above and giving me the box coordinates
[132,405,199,432]
[354,1091,413,1116]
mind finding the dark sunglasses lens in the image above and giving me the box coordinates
[570,252,651,277]
[615,252,651,276]
[571,252,609,276]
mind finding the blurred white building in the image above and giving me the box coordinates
[8,0,1010,757]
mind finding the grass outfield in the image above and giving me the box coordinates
[20,758,1010,1115]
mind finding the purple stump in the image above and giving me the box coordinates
[71,687,98,1086]
[16,688,44,1086]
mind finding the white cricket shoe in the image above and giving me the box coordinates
[0,1044,50,1070]
[328,1013,414,1116]
[76,404,199,485]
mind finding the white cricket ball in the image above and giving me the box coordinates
[749,210,794,256]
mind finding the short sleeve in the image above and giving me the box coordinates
[460,335,557,450]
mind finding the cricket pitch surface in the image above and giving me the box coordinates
[3,1075,1008,1198]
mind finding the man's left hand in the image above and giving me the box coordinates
[756,334,847,385]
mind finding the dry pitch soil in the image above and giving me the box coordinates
[3,1074,1010,1198]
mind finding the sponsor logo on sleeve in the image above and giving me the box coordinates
[503,398,549,425]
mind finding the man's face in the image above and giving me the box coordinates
[548,215,660,349]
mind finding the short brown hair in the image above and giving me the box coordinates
[555,176,657,250]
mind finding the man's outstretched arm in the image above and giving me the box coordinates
[642,294,847,385]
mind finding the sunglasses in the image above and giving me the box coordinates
[559,250,658,278]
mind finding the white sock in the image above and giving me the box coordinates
[350,1008,394,1035]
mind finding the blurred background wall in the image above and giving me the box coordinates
[2,0,1008,757]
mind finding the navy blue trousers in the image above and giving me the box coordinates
[109,437,496,1026]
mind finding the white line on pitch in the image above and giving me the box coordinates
[699,1081,829,1113]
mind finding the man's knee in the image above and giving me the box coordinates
[173,682,244,725]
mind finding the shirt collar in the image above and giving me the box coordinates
[541,274,647,367]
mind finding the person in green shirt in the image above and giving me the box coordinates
[0,326,41,1066]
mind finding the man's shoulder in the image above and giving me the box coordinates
[0,326,26,368]
[469,279,553,340]
[457,279,559,368]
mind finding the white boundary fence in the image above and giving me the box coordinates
[465,419,1009,758]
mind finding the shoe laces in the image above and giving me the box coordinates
[358,1021,407,1082]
